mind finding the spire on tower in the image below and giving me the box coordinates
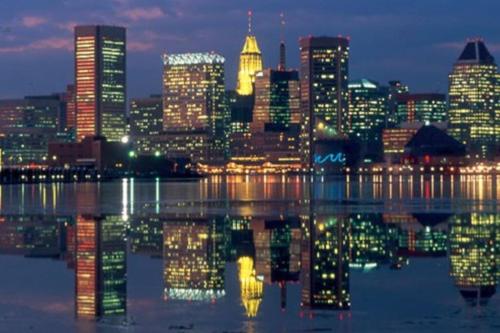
[248,10,253,34]
[280,12,285,42]
[278,12,286,71]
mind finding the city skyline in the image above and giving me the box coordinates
[0,1,499,99]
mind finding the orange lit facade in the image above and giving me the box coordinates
[75,26,126,142]
[75,215,98,317]
[65,84,76,130]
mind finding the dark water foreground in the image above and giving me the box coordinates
[0,175,498,332]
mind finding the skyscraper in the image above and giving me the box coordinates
[448,39,498,159]
[348,79,388,155]
[75,25,127,142]
[387,80,409,127]
[162,52,228,162]
[130,95,163,155]
[130,95,163,137]
[395,93,447,124]
[251,69,300,133]
[236,11,263,96]
[64,84,76,131]
[299,36,350,168]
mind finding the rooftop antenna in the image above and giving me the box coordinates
[248,10,253,34]
[278,12,286,71]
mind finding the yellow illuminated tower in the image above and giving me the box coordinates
[236,11,263,96]
[448,39,498,159]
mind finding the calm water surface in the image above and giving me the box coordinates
[0,175,498,332]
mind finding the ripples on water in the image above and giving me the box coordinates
[0,175,498,332]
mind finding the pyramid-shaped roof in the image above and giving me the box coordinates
[241,35,262,55]
[457,39,495,64]
[405,125,466,156]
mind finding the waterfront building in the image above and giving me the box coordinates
[130,95,162,137]
[75,25,127,142]
[163,52,228,162]
[64,84,76,131]
[48,136,129,171]
[382,125,419,164]
[348,79,388,157]
[387,80,409,127]
[448,39,498,159]
[299,36,350,168]
[403,125,466,166]
[251,69,300,133]
[0,97,59,165]
[130,95,162,155]
[395,93,447,124]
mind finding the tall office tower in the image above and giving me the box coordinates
[75,215,127,318]
[449,213,497,306]
[299,36,350,168]
[252,70,300,133]
[300,213,351,311]
[64,84,76,131]
[163,52,228,162]
[497,72,500,154]
[75,25,126,142]
[387,80,409,127]
[130,95,163,137]
[448,39,497,159]
[236,11,263,96]
[348,79,388,154]
[227,90,253,134]
[395,93,447,124]
[130,95,163,155]
[163,218,225,302]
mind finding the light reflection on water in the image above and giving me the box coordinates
[0,175,498,332]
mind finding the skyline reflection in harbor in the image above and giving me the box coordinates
[0,176,498,332]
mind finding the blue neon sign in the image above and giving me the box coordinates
[314,153,346,165]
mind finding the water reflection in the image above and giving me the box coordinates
[163,217,225,302]
[75,215,127,320]
[0,211,498,327]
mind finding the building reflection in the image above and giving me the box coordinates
[130,215,163,258]
[0,215,71,257]
[300,213,351,311]
[349,213,400,270]
[252,217,301,310]
[163,217,225,302]
[75,215,127,319]
[238,255,264,318]
[0,210,497,321]
[449,213,498,306]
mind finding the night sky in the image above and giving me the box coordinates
[0,0,498,99]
